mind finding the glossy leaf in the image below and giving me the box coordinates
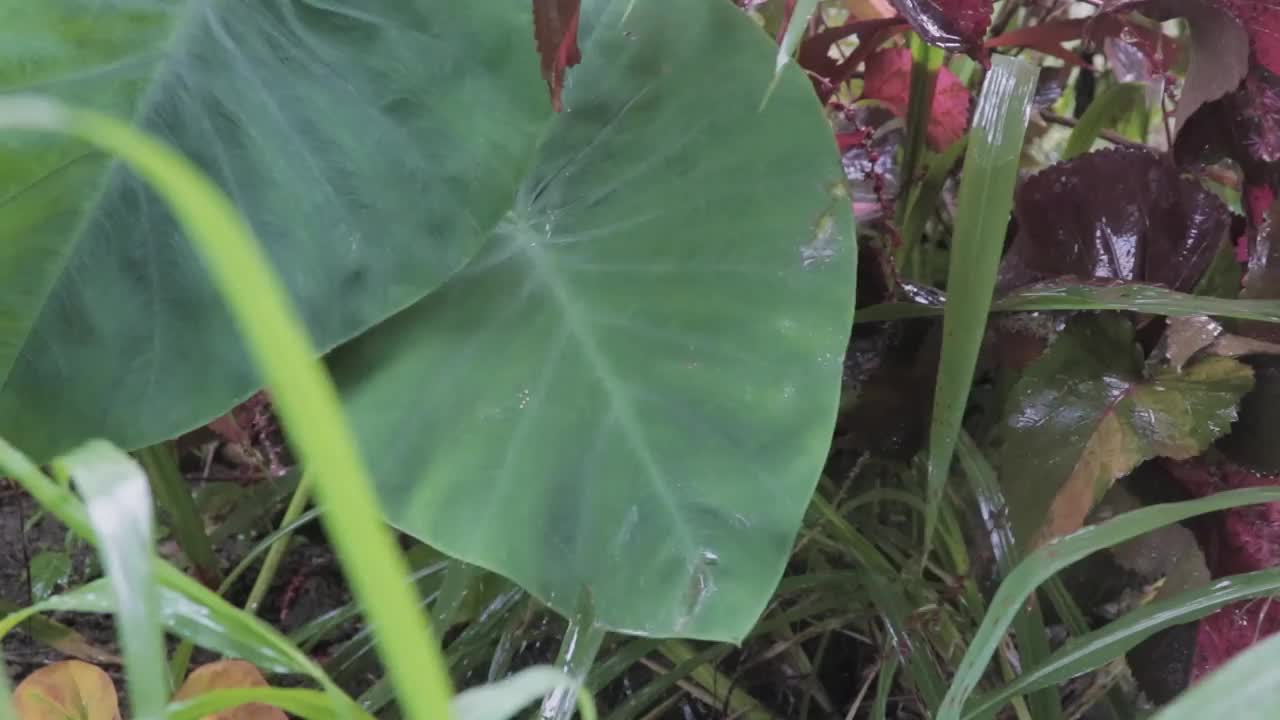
[330,0,855,640]
[53,442,166,720]
[173,662,285,720]
[889,0,993,53]
[924,55,1037,546]
[1063,83,1146,159]
[453,667,593,720]
[0,2,549,460]
[994,315,1254,544]
[965,567,1280,718]
[166,689,369,720]
[937,485,1280,719]
[999,148,1231,294]
[12,661,119,720]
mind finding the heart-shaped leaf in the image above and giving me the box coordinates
[330,0,855,640]
[0,2,549,459]
[173,662,285,720]
[12,661,119,720]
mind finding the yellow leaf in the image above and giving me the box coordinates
[13,660,120,720]
[174,661,285,720]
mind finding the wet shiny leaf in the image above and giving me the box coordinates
[1000,148,1232,294]
[12,661,119,720]
[0,2,548,460]
[888,0,992,54]
[174,662,285,720]
[993,315,1254,545]
[330,0,855,641]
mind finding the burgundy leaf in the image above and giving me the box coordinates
[860,47,971,150]
[1163,457,1280,680]
[888,0,993,55]
[986,19,1091,68]
[999,148,1231,293]
[532,0,582,112]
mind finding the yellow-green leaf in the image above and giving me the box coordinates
[13,661,119,720]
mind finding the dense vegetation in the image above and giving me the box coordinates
[2,0,1280,718]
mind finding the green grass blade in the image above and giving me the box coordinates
[956,434,1062,720]
[244,474,313,615]
[453,667,597,720]
[1152,631,1280,718]
[0,649,13,720]
[858,282,1280,324]
[966,567,1280,718]
[166,687,371,720]
[136,442,224,587]
[1063,83,1144,160]
[937,486,1280,719]
[0,95,453,720]
[53,442,168,720]
[763,0,819,107]
[924,56,1038,549]
[896,34,944,234]
[899,137,968,260]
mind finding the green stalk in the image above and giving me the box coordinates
[895,35,944,235]
[923,56,1037,553]
[245,474,314,615]
[0,96,454,720]
[137,442,224,587]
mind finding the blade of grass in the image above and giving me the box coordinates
[0,95,453,720]
[937,486,1280,719]
[0,597,119,664]
[657,640,772,720]
[244,473,313,615]
[1152,631,1280,718]
[955,434,1062,720]
[54,442,168,720]
[966,566,1280,718]
[895,34,945,242]
[857,282,1280,324]
[1062,83,1145,160]
[136,442,224,588]
[454,667,596,720]
[924,56,1038,552]
[0,649,12,720]
[899,137,968,264]
[763,0,819,108]
[166,687,371,720]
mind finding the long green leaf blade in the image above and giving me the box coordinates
[937,487,1280,719]
[925,56,1037,546]
[53,442,167,720]
[1063,83,1145,160]
[0,96,452,720]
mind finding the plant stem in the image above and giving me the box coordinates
[245,473,313,615]
[137,442,224,588]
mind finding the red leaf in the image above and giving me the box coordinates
[986,19,1091,68]
[532,0,582,112]
[860,48,971,150]
[889,0,993,55]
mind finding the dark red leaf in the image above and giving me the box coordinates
[860,48,971,150]
[532,0,582,112]
[1163,457,1280,680]
[986,19,1091,68]
[999,148,1232,293]
[888,0,993,55]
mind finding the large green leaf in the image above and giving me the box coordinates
[993,315,1254,545]
[330,0,856,640]
[0,1,547,458]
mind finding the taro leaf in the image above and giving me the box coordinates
[888,0,993,54]
[0,2,548,460]
[330,0,855,640]
[13,661,120,720]
[992,315,1254,545]
[999,148,1231,294]
[174,661,286,720]
[533,0,584,112]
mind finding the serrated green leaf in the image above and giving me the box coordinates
[994,315,1254,545]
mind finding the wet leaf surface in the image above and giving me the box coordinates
[992,315,1254,545]
[1000,148,1232,294]
[888,0,992,54]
